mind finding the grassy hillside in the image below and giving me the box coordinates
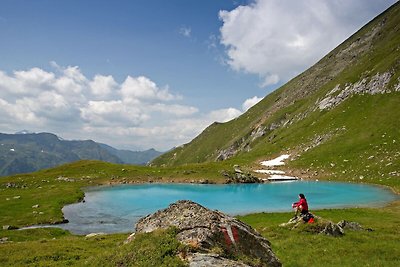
[152,1,400,186]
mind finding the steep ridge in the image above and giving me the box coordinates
[152,1,400,183]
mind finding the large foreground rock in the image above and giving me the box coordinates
[135,200,281,267]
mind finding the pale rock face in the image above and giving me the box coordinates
[135,200,282,267]
[318,72,393,110]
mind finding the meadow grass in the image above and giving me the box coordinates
[1,201,399,266]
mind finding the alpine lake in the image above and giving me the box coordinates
[56,181,398,235]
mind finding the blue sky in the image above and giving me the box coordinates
[0,0,397,151]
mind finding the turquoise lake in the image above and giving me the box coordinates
[61,182,398,235]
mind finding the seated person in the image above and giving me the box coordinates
[292,193,309,217]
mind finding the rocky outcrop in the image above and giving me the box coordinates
[280,216,369,237]
[317,72,394,110]
[221,166,261,184]
[135,200,281,267]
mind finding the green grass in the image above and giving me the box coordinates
[1,202,399,266]
[89,228,186,267]
[0,228,127,266]
[238,201,400,267]
[0,160,231,228]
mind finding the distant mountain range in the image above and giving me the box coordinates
[0,132,163,176]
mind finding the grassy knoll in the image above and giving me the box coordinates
[238,201,400,267]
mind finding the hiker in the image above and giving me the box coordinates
[292,193,309,217]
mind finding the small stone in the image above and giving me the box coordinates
[3,225,18,230]
[85,233,106,238]
[32,204,39,208]
[13,196,21,199]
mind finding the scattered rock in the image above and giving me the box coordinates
[3,225,19,230]
[32,204,39,208]
[0,237,9,243]
[337,220,364,231]
[52,219,69,225]
[280,215,371,237]
[56,176,75,182]
[318,72,393,110]
[320,222,344,237]
[13,196,21,199]
[135,200,281,267]
[5,183,17,188]
[85,233,106,238]
[187,253,251,267]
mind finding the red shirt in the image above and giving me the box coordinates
[295,198,308,211]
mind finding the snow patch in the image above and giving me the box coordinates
[260,154,290,167]
[255,154,299,182]
[254,170,285,174]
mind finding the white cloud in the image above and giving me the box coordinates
[242,96,262,111]
[121,76,180,103]
[89,75,118,97]
[219,0,397,87]
[209,107,242,123]
[179,26,192,37]
[150,103,199,117]
[0,63,225,150]
[80,100,148,127]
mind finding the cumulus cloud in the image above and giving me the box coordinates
[0,63,247,150]
[89,75,118,98]
[208,108,242,123]
[219,0,397,87]
[242,96,262,111]
[121,76,180,103]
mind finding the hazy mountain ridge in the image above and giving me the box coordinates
[0,132,162,176]
[151,1,400,185]
[98,143,163,165]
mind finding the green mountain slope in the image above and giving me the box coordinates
[151,2,400,187]
[0,132,124,176]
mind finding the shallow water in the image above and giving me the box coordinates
[60,181,397,235]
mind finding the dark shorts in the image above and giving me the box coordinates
[301,210,309,215]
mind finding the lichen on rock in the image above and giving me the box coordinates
[134,200,281,267]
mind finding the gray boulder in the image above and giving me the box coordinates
[188,253,251,267]
[337,220,363,231]
[135,200,281,267]
[320,222,345,237]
